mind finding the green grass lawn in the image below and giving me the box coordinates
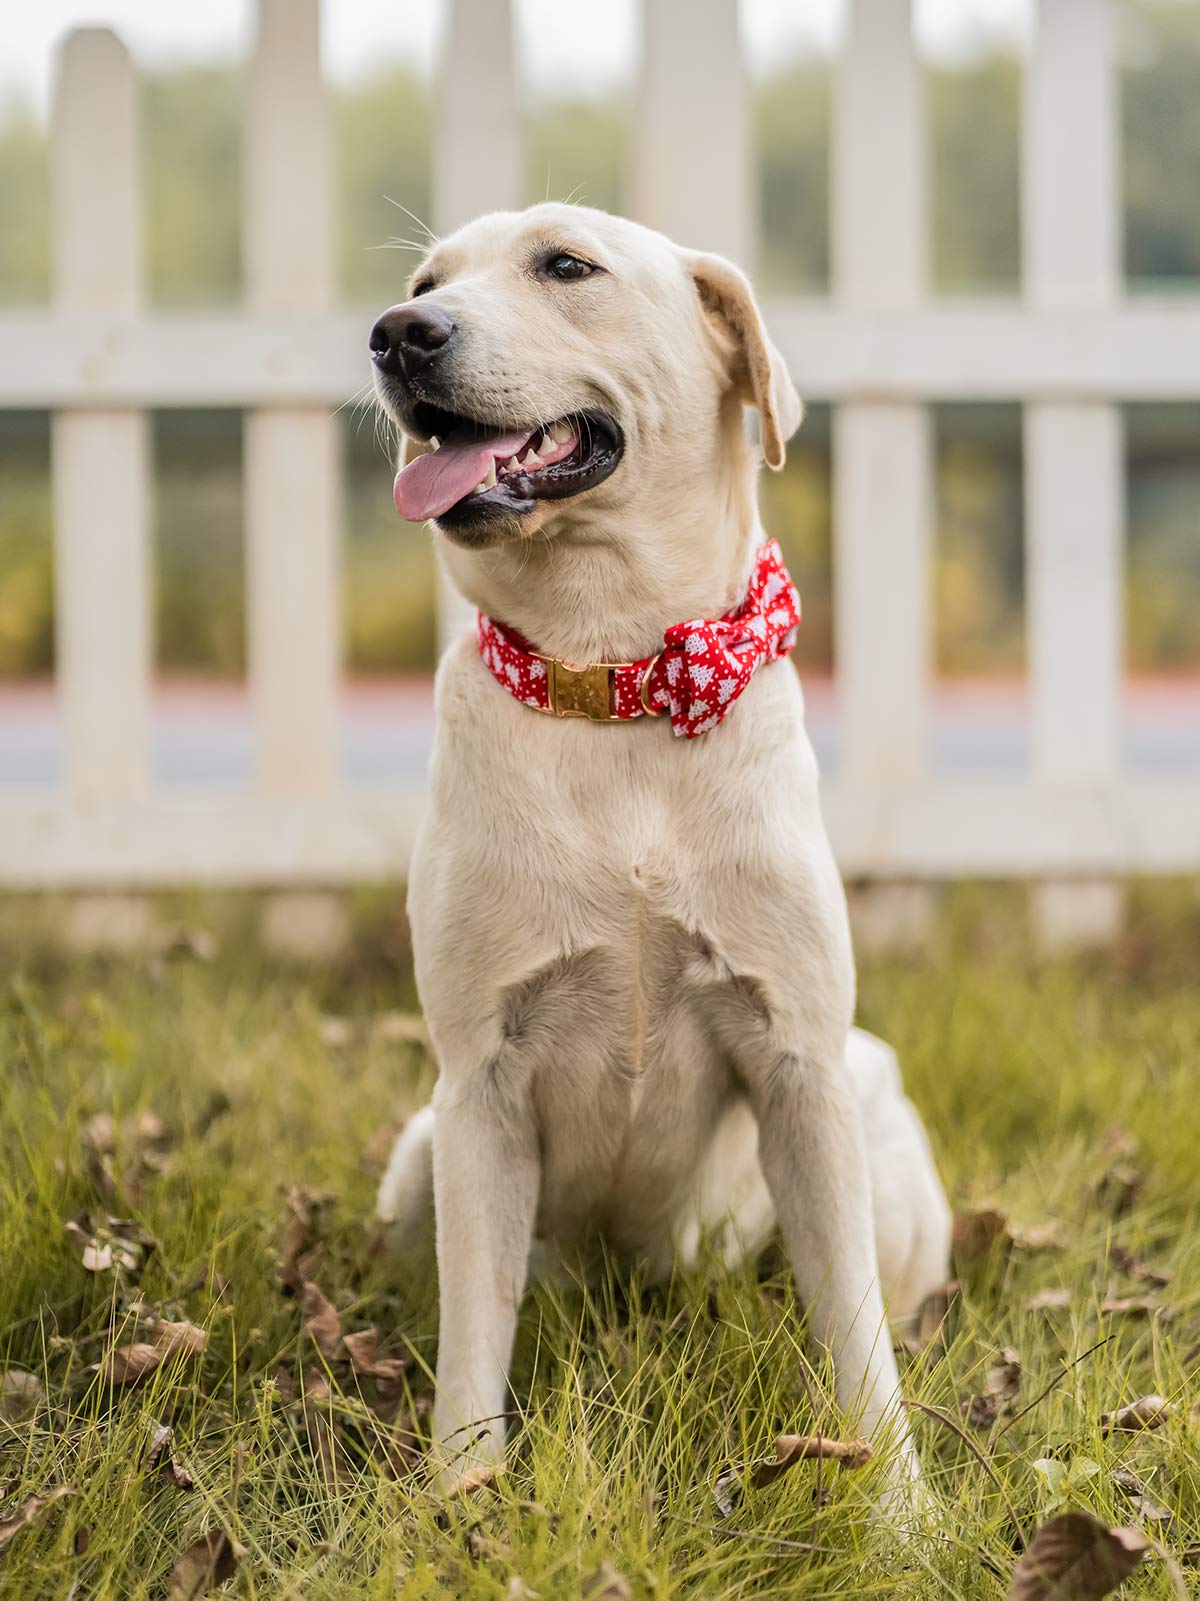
[2,884,1199,1599]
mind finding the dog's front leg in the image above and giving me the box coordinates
[428,1077,539,1490]
[748,1041,921,1513]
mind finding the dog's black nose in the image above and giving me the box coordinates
[369,303,457,380]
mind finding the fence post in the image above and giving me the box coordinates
[51,29,150,807]
[244,0,340,795]
[832,0,935,944]
[1024,0,1123,947]
[431,0,521,650]
[634,0,751,267]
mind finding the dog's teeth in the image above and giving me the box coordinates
[521,448,542,468]
[549,420,572,445]
[504,456,521,473]
[429,434,440,448]
[480,460,497,489]
[471,481,487,495]
[537,432,553,455]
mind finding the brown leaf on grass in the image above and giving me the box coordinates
[167,1529,238,1599]
[278,1186,333,1288]
[1013,1222,1069,1253]
[1109,1246,1172,1288]
[65,1216,155,1276]
[988,1348,1023,1403]
[302,1373,355,1488]
[156,923,217,963]
[0,1486,75,1552]
[1099,1296,1171,1320]
[302,1282,341,1358]
[1096,1164,1143,1219]
[582,1561,632,1600]
[1027,1288,1072,1312]
[953,1209,1013,1265]
[145,1422,195,1490]
[103,1320,207,1385]
[1112,1468,1172,1526]
[751,1433,873,1489]
[444,1462,505,1498]
[342,1328,407,1400]
[1100,1394,1175,1434]
[0,1371,43,1425]
[962,1348,1022,1430]
[903,1279,960,1355]
[1010,1512,1147,1601]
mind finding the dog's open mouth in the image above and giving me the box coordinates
[392,407,623,526]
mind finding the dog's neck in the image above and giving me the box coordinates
[438,403,764,664]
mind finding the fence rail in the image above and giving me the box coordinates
[1,0,1198,915]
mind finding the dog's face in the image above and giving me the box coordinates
[370,203,801,550]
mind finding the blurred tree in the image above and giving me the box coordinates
[334,68,433,303]
[1123,0,1200,282]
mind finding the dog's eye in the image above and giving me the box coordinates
[410,279,435,298]
[545,253,596,282]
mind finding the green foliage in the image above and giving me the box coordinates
[1,885,1199,1596]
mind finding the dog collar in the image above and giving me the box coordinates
[476,540,801,739]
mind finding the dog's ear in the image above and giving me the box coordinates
[683,251,802,470]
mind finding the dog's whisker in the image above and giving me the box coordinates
[382,195,438,244]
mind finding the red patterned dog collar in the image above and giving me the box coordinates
[476,540,801,739]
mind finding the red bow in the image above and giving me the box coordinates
[477,540,801,739]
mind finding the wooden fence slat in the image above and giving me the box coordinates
[1024,0,1123,945]
[832,0,930,796]
[634,0,751,267]
[51,29,149,806]
[244,0,339,794]
[431,0,522,650]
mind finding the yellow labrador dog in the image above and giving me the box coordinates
[370,203,950,1514]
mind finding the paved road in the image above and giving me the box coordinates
[1,675,1198,789]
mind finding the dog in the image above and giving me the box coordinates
[369,203,951,1515]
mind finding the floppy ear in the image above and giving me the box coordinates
[683,251,803,470]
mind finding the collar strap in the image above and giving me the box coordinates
[476,539,801,740]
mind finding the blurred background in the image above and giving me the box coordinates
[3,0,1199,687]
[0,0,1197,926]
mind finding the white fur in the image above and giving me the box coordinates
[372,204,951,1515]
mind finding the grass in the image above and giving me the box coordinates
[2,883,1200,1598]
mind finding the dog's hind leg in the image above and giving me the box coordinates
[376,1104,436,1250]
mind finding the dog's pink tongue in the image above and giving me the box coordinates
[393,427,531,521]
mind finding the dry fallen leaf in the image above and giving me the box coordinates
[0,1371,43,1425]
[903,1279,959,1355]
[1010,1512,1147,1601]
[342,1327,408,1400]
[953,1209,1013,1265]
[1096,1163,1143,1219]
[1099,1296,1171,1320]
[302,1372,355,1487]
[751,1433,873,1490]
[167,1529,238,1599]
[1112,1468,1171,1526]
[278,1185,333,1287]
[145,1421,196,1490]
[103,1320,207,1385]
[582,1561,632,1600]
[444,1462,505,1498]
[1100,1394,1175,1434]
[302,1282,342,1359]
[1027,1288,1072,1312]
[1108,1246,1172,1288]
[963,1347,1022,1429]
[0,1486,75,1552]
[1012,1222,1068,1253]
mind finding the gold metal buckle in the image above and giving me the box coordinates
[539,655,621,720]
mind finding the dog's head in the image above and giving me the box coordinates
[370,204,801,550]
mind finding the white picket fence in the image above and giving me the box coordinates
[0,0,1198,917]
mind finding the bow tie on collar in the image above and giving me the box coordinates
[476,539,801,739]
